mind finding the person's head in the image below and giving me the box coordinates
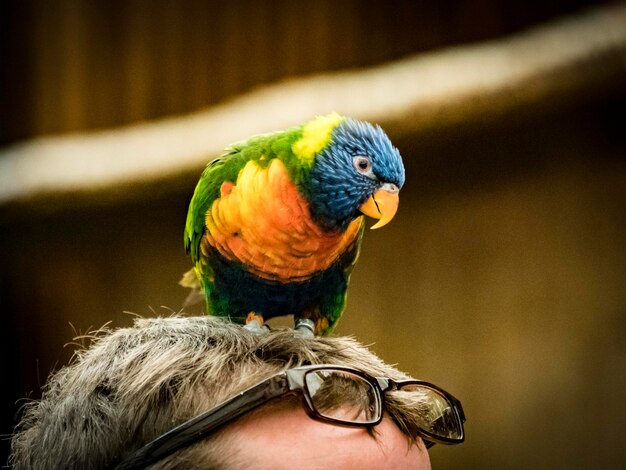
[10,316,464,469]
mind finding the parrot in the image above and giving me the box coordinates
[182,113,405,336]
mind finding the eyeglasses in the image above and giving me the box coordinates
[114,365,465,469]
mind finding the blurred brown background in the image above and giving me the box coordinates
[1,1,625,468]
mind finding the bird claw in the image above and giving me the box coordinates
[294,318,315,338]
[243,319,269,334]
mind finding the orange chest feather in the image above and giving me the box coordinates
[203,159,362,281]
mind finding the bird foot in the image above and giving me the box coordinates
[244,312,269,334]
[243,319,269,334]
[294,318,315,337]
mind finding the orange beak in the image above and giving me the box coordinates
[359,184,400,229]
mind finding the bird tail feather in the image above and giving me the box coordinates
[179,268,204,308]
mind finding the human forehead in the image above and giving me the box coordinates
[220,396,431,470]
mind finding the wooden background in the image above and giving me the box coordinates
[1,1,624,468]
[1,0,607,144]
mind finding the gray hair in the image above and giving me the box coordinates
[10,316,426,469]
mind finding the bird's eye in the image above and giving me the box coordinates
[353,156,372,175]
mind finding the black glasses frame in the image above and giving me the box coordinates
[114,364,465,470]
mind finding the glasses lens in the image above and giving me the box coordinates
[304,369,381,424]
[395,384,463,441]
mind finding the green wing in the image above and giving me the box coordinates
[184,125,307,265]
[182,150,248,312]
[182,125,307,314]
[184,151,243,266]
[184,133,293,270]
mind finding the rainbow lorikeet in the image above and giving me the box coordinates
[182,113,405,336]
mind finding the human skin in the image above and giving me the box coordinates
[224,396,431,469]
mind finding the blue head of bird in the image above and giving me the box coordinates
[303,118,406,232]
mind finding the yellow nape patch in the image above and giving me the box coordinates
[292,113,343,165]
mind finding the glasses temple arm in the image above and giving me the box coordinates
[114,374,289,470]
